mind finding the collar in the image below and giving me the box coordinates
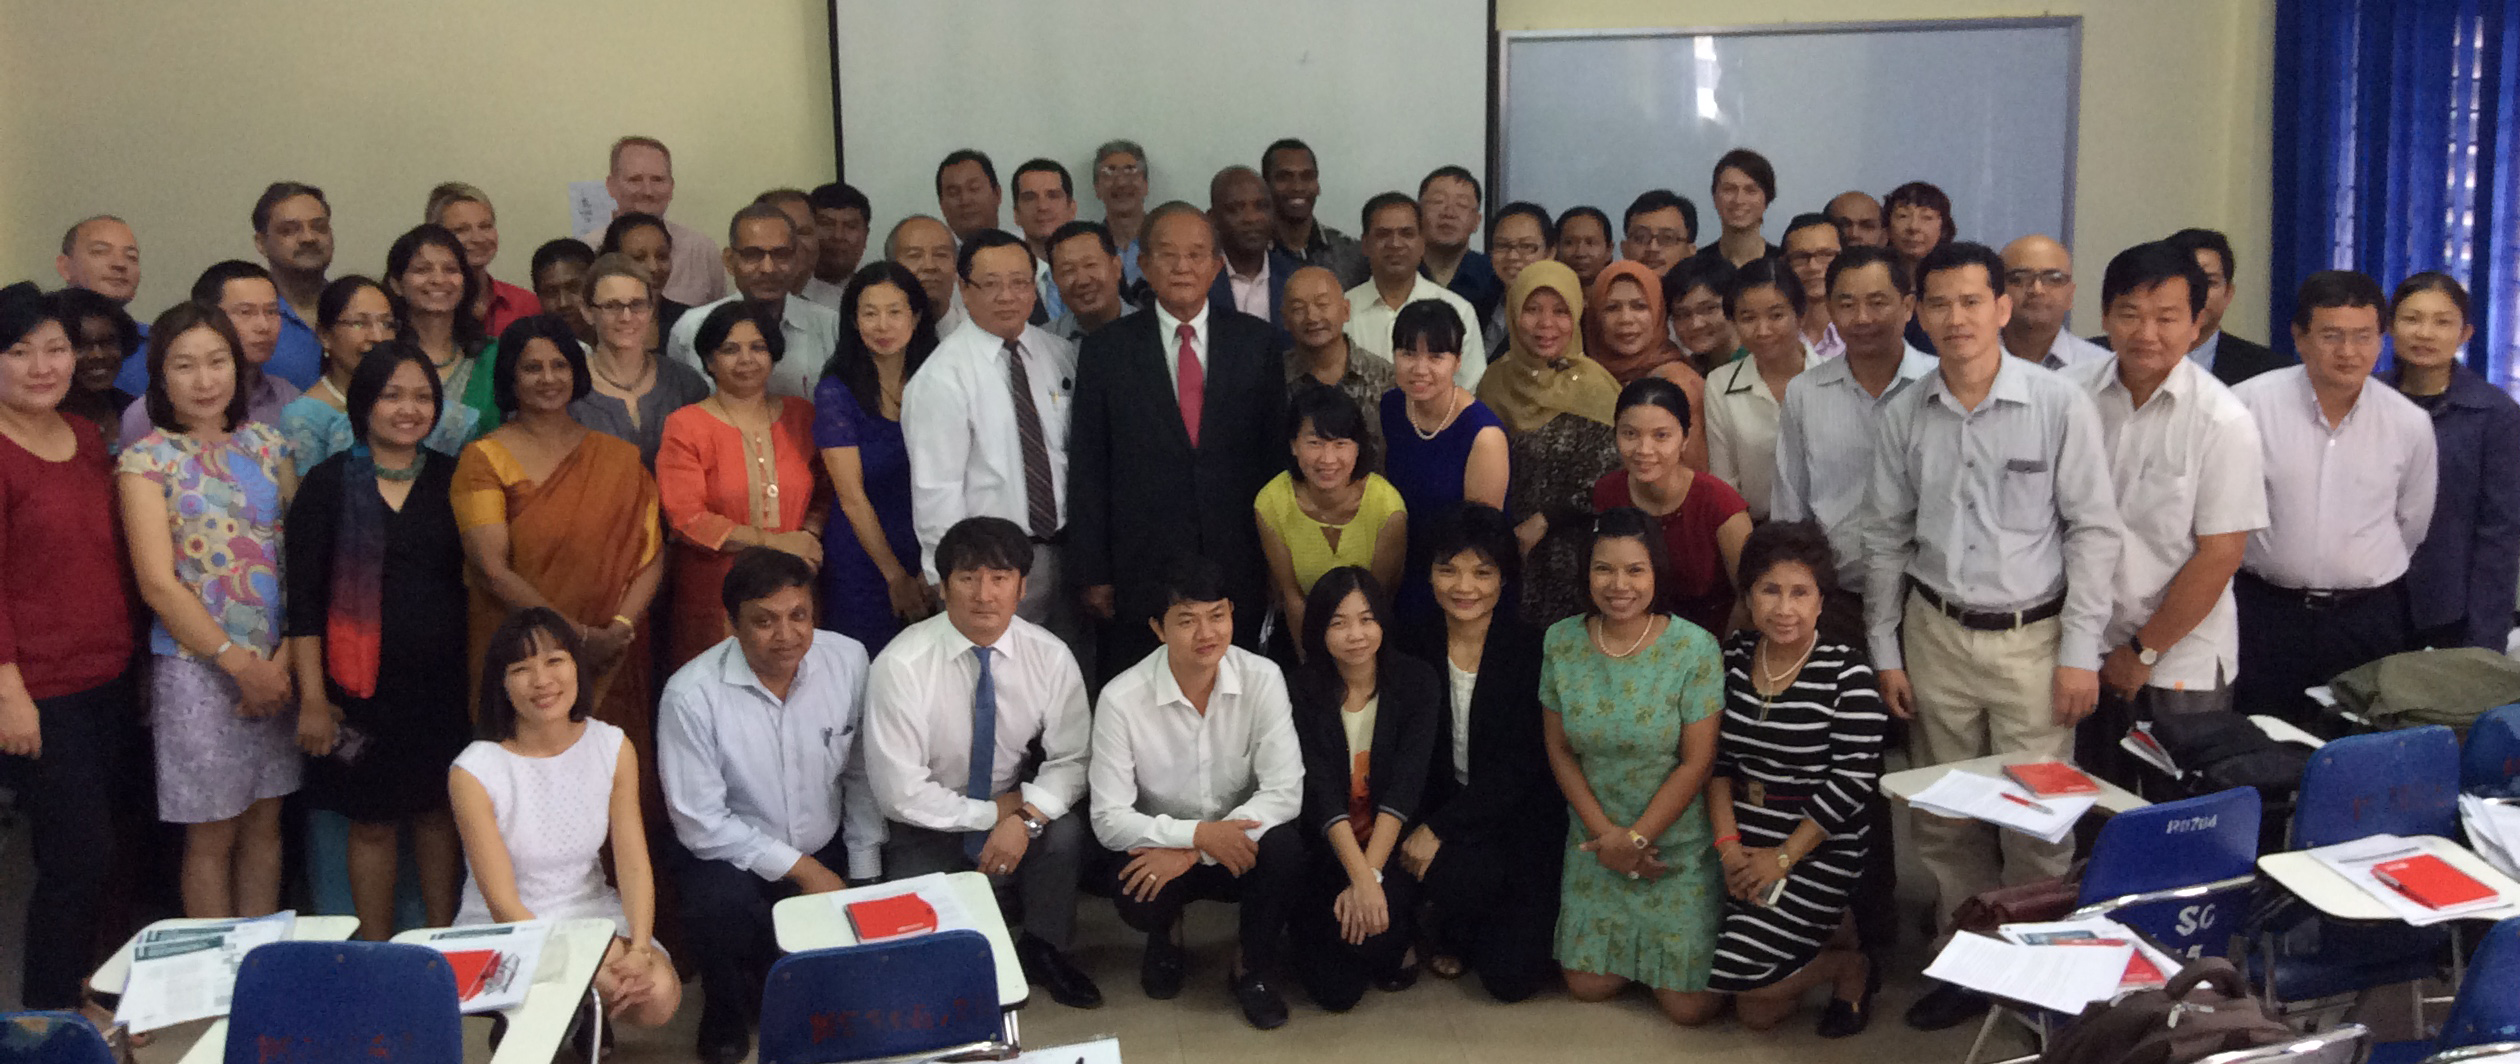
[1926,350,2033,411]
[1222,252,1270,284]
[2100,353,2200,407]
[714,635,817,703]
[2383,361,2502,412]
[1155,300,1210,348]
[1153,647,1242,712]
[1815,343,1934,390]
[1714,347,1808,396]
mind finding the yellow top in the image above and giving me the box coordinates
[1254,471,1405,593]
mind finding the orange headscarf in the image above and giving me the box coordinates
[1586,260,1687,385]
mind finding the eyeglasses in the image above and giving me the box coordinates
[1626,229,1688,249]
[2006,269,2072,289]
[1786,249,1840,269]
[1097,163,1144,179]
[968,277,1033,298]
[590,300,651,317]
[1492,239,1548,257]
[731,246,797,267]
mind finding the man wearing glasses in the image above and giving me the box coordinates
[1999,234,2110,371]
[1618,189,1699,277]
[1781,213,1845,359]
[1092,141,1151,291]
[664,202,840,399]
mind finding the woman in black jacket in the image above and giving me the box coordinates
[1396,503,1568,1002]
[1287,566,1438,1012]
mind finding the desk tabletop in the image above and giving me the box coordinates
[390,918,615,1064]
[771,870,1028,1010]
[1881,751,2149,814]
[2259,835,2520,922]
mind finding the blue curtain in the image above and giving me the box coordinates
[2274,0,2518,384]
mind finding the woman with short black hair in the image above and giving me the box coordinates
[1259,386,1407,644]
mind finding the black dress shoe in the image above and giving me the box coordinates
[1017,933,1105,1009]
[1903,982,1990,1031]
[1230,969,1289,1030]
[1140,931,1186,1000]
[1818,962,1878,1039]
[1372,961,1421,993]
[696,999,750,1064]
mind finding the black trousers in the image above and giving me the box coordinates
[882,816,1086,950]
[2234,574,2412,726]
[1419,830,1562,1003]
[1107,822,1299,974]
[675,836,851,1023]
[0,675,134,1008]
[1288,834,1420,1011]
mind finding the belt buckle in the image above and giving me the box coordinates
[2009,609,2025,630]
[2303,590,2338,612]
[1746,780,1767,806]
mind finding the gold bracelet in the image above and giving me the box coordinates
[612,615,634,629]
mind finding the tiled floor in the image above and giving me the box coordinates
[3,801,2000,1064]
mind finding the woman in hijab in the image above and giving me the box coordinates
[1476,260,1623,626]
[1587,260,1709,473]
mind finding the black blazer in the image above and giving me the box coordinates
[2090,331,2294,388]
[1069,304,1288,625]
[1292,653,1439,841]
[1420,619,1565,849]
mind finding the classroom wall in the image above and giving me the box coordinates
[0,0,839,316]
[1496,0,2280,337]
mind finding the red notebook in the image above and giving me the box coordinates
[846,892,939,940]
[441,949,509,1002]
[2004,761,2101,797]
[2373,855,2496,910]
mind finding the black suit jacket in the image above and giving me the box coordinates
[2089,330,2294,387]
[1292,653,1440,841]
[1068,305,1288,628]
[1420,619,1565,850]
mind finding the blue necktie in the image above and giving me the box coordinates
[964,645,998,861]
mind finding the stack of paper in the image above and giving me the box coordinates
[2305,834,2520,926]
[2463,795,2520,880]
[2120,723,2181,777]
[1924,932,2135,1013]
[407,921,553,1014]
[1909,770,2099,843]
[116,911,296,1033]
[1998,916,2182,991]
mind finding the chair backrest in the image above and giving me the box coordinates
[2192,1023,2368,1064]
[2465,705,2520,792]
[223,941,463,1064]
[2439,918,2520,1051]
[0,1012,116,1064]
[2292,725,2461,848]
[2079,787,2261,958]
[758,929,1004,1064]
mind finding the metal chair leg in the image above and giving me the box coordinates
[1962,1007,2002,1064]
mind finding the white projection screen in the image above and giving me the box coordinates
[1500,20,2080,252]
[830,0,1489,244]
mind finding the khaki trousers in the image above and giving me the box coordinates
[1902,591,2075,929]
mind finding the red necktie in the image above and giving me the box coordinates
[1175,322,1204,447]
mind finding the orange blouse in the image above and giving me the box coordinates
[655,397,821,548]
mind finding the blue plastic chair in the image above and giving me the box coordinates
[2368,917,2520,1064]
[1961,788,2266,1064]
[222,941,463,1064]
[758,929,1008,1064]
[0,1012,116,1064]
[2464,705,2520,793]
[2255,726,2463,1011]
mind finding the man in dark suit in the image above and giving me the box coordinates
[1072,201,1289,682]
[1208,166,1300,331]
[2093,227,2294,387]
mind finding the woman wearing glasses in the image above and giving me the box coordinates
[570,255,712,468]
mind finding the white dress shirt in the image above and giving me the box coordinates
[2015,329,2111,371]
[577,216,726,307]
[1155,301,1211,392]
[900,319,1077,580]
[799,275,846,311]
[658,630,884,881]
[2073,356,2269,691]
[1344,276,1484,392]
[2231,367,2438,590]
[1704,347,1811,520]
[1089,645,1304,857]
[1771,345,1938,587]
[1860,355,2124,671]
[864,613,1091,833]
[663,293,843,400]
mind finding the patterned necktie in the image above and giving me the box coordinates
[1175,322,1204,447]
[1003,339,1057,537]
[964,645,998,861]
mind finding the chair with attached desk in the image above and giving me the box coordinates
[2188,1024,2371,1064]
[0,1011,118,1064]
[2250,725,2463,1018]
[1960,788,2266,1064]
[2463,705,2520,793]
[222,941,463,1064]
[2366,917,2520,1064]
[757,929,1012,1064]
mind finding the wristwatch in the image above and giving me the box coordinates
[1775,850,1796,872]
[1017,810,1047,839]
[2129,634,2160,667]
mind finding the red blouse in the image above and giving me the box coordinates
[0,425,134,698]
[1592,468,1747,638]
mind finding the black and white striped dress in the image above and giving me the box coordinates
[1705,631,1886,993]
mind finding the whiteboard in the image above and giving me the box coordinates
[1499,20,2079,253]
[831,0,1487,245]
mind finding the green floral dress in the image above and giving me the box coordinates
[1540,614,1725,991]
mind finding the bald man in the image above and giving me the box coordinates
[889,214,966,336]
[1208,166,1299,328]
[57,216,141,305]
[1825,192,1887,249]
[2000,235,2109,371]
[1282,265,1392,461]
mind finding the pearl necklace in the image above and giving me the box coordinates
[1592,616,1656,658]
[1406,389,1463,440]
[1755,635,1817,720]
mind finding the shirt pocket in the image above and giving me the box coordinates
[1996,456,2055,533]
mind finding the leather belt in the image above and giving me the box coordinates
[2242,572,2394,613]
[1909,579,2064,632]
[1743,780,1813,808]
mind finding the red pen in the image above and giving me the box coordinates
[2000,791,2056,815]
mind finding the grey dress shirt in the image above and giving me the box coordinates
[1860,355,2124,671]
[1770,345,1937,587]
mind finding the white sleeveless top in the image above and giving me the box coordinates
[453,720,630,938]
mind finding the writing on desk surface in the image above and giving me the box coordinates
[806,995,991,1042]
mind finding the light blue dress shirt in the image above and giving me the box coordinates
[658,629,886,881]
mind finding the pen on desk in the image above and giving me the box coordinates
[2000,791,2055,815]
